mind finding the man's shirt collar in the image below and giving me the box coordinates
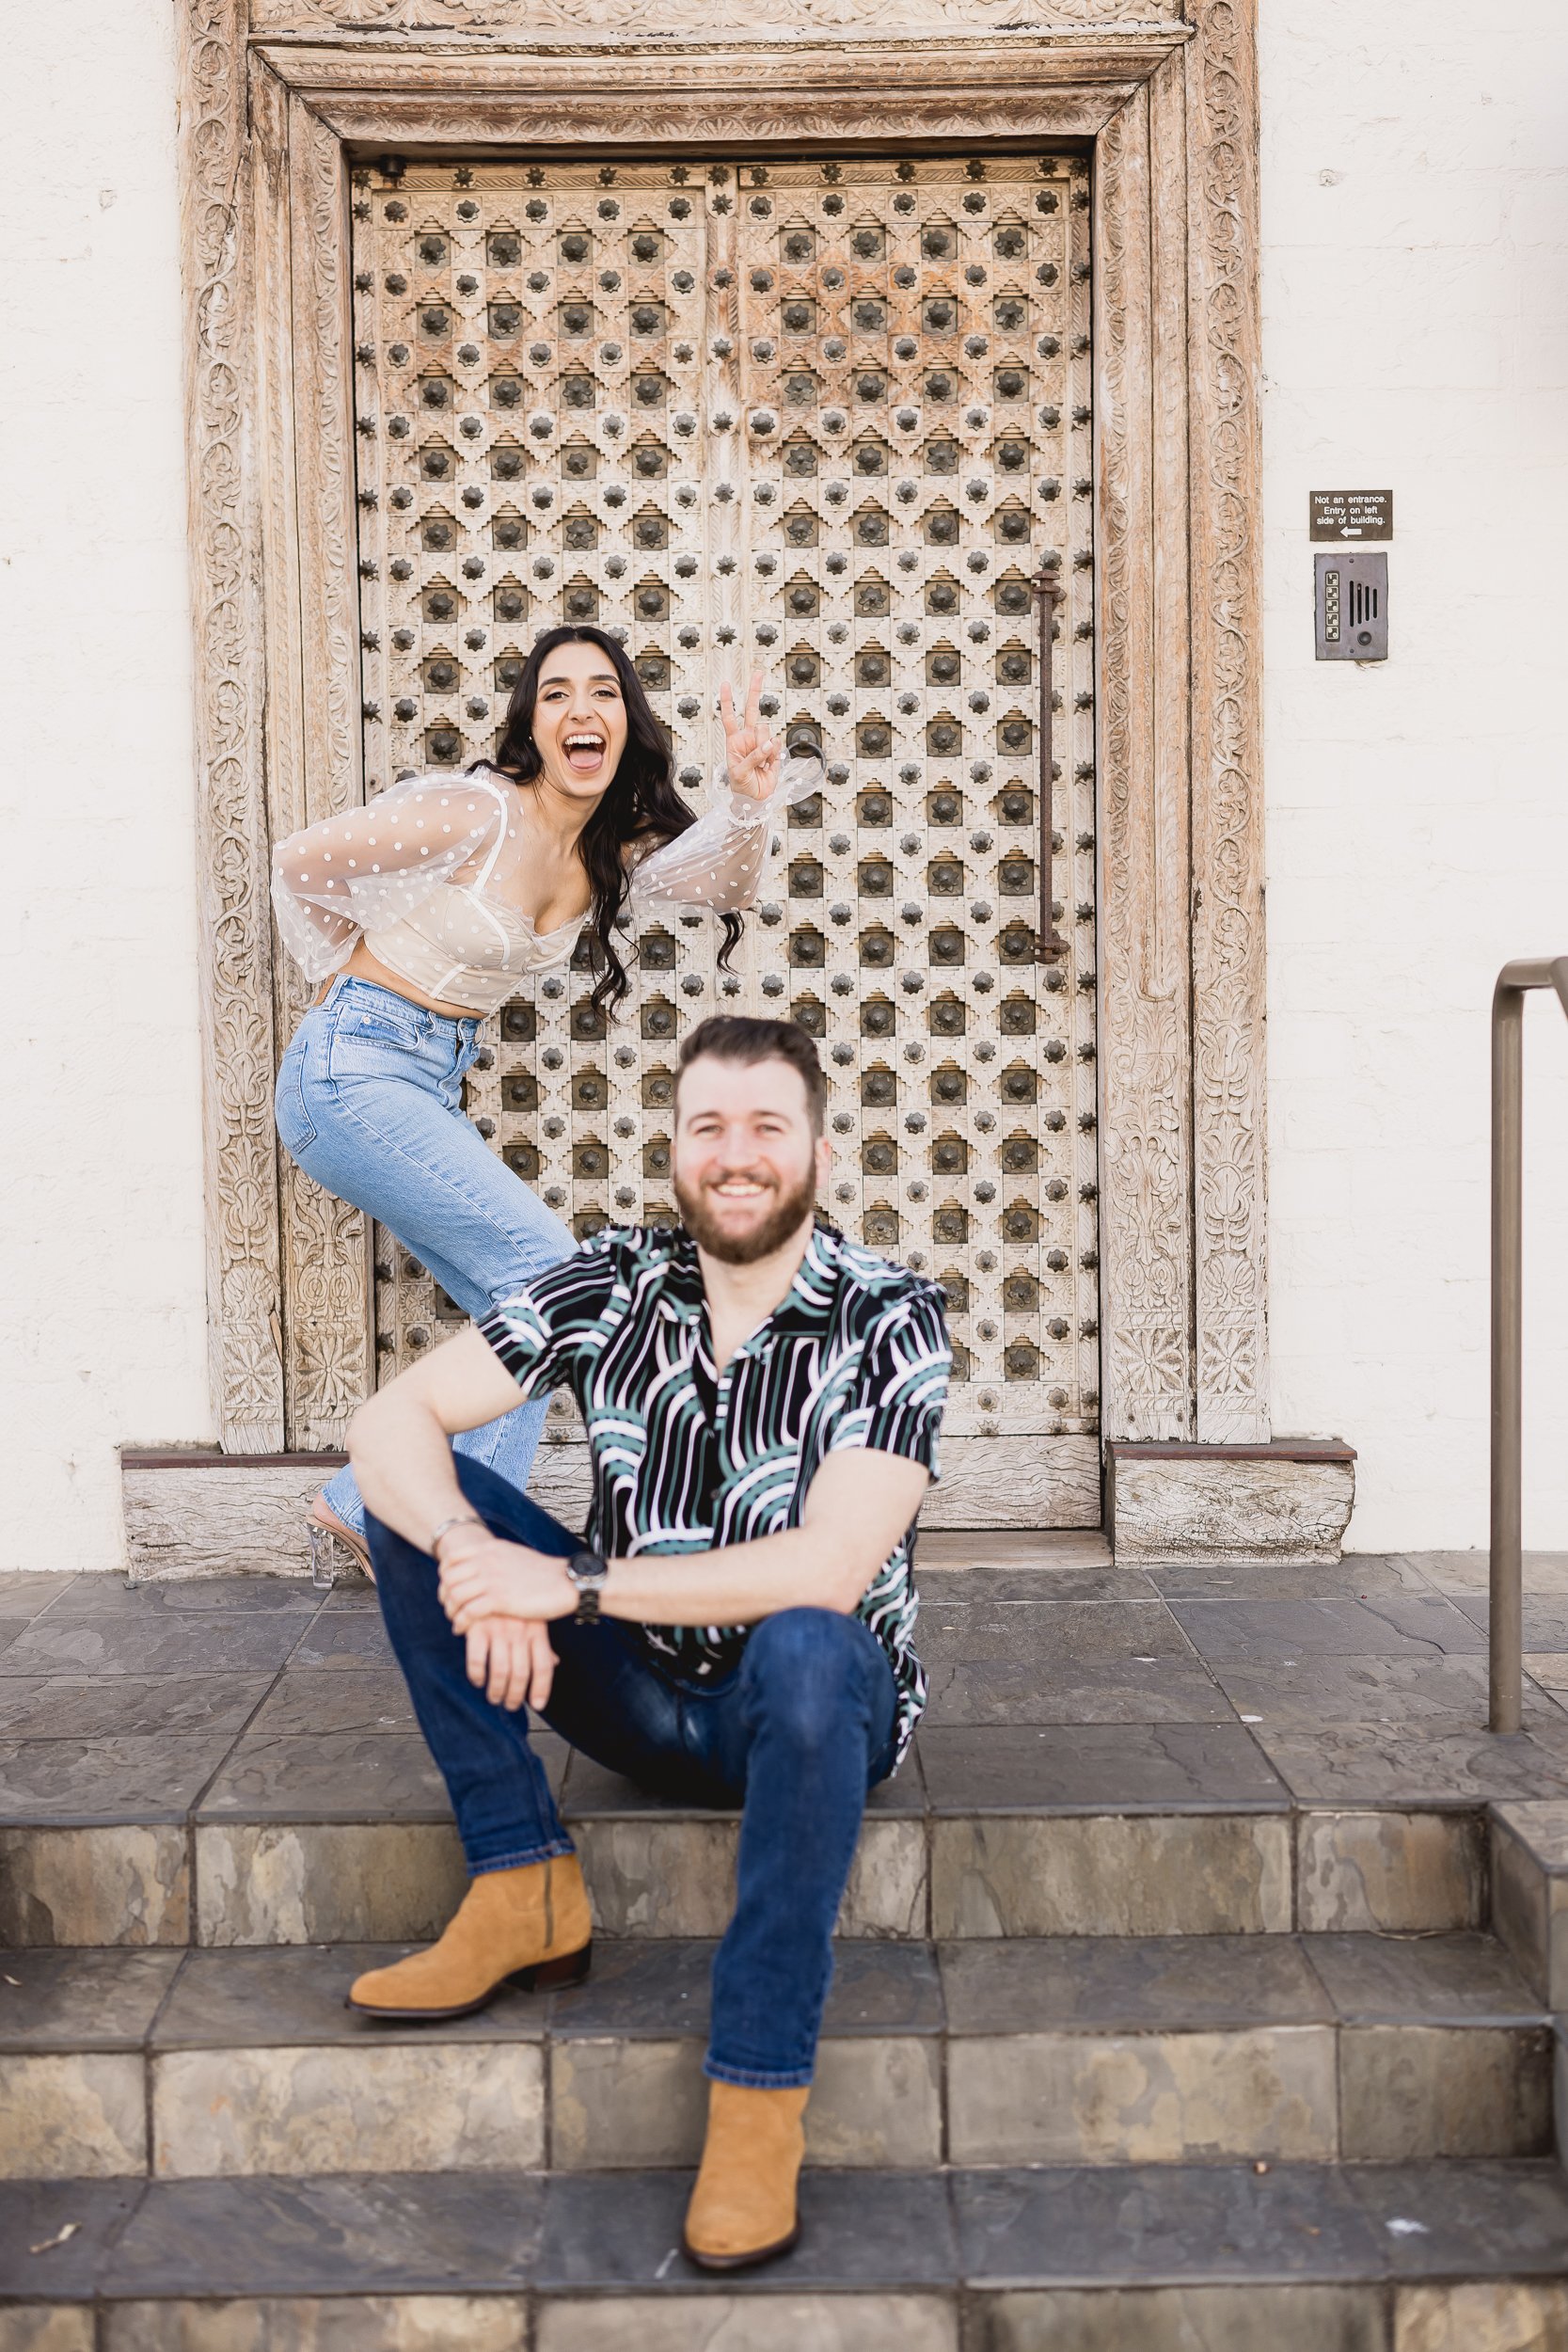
[654,1219,842,1347]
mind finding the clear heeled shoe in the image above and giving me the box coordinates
[307,1502,375,1591]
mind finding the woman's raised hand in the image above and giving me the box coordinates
[719,670,782,803]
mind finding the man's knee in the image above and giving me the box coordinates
[455,1455,579,1557]
[452,1454,527,1526]
[366,1456,512,1575]
[366,1455,575,1570]
[741,1606,878,1741]
[364,1508,420,1581]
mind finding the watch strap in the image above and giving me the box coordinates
[565,1548,610,1621]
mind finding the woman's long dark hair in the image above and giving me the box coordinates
[475,624,741,1014]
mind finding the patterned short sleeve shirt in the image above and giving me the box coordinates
[477,1220,951,1769]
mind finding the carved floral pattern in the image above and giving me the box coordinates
[1094,83,1194,1440]
[1187,0,1268,1440]
[178,0,286,1450]
[319,95,1120,146]
[280,98,375,1446]
[253,0,1175,30]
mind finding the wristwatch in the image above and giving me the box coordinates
[565,1548,610,1622]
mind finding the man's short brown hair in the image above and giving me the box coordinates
[674,1016,828,1136]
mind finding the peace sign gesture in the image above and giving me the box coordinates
[719,670,782,803]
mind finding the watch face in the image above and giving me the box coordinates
[567,1549,606,1620]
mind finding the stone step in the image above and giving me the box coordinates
[14,1557,1568,1962]
[1491,1798,1568,2003]
[0,1731,1495,1950]
[8,2159,1568,2349]
[0,1931,1549,2185]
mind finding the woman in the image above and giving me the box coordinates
[273,626,820,1580]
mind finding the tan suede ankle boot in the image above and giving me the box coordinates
[347,1852,592,2020]
[681,2080,810,2270]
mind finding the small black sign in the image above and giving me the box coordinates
[1310,489,1393,542]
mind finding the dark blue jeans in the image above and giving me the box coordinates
[366,1455,899,2088]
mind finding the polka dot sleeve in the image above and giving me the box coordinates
[270,773,507,982]
[626,751,825,920]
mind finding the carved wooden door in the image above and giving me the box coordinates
[348,151,1100,1527]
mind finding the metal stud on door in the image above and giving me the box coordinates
[350,152,1100,1514]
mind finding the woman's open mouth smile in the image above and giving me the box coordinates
[562,730,608,776]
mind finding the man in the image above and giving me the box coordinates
[347,1014,951,2271]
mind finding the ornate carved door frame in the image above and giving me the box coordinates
[177,0,1268,1469]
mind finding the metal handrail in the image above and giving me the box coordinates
[1490,955,1568,1733]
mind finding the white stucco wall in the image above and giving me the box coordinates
[0,0,213,1572]
[3,2,1564,1567]
[1259,0,1568,1550]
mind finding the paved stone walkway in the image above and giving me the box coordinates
[6,1544,1568,2347]
[4,1543,1568,1821]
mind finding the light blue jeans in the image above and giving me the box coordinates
[274,976,574,1540]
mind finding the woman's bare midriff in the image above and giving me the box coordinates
[311,937,490,1020]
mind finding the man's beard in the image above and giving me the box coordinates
[673,1163,818,1265]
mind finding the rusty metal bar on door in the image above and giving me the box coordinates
[1490,954,1568,1734]
[1031,556,1068,962]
